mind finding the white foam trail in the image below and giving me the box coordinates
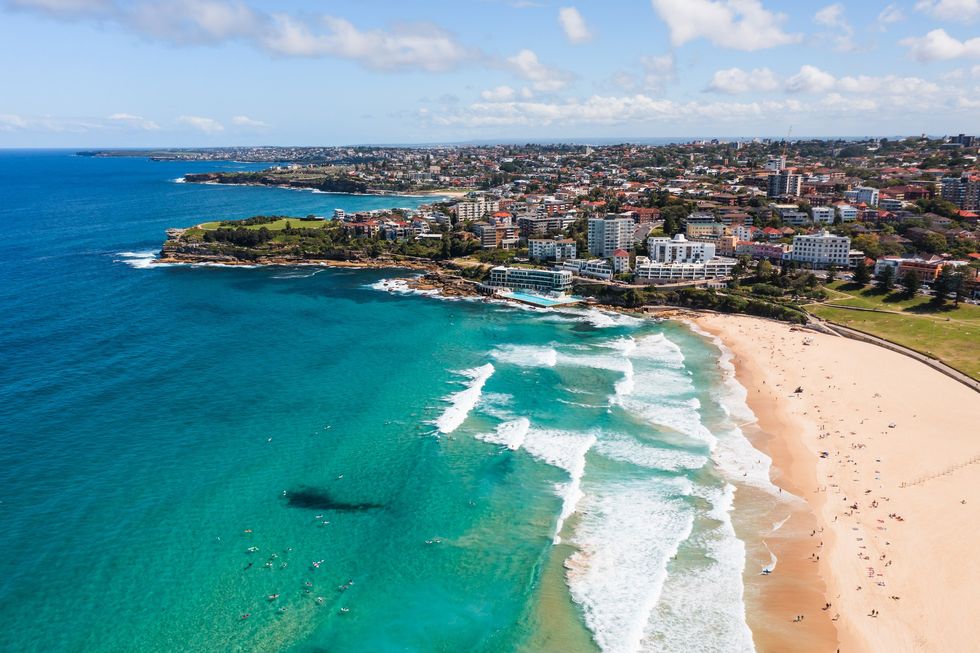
[434,364,494,434]
[566,477,695,653]
[523,429,597,543]
[594,434,707,473]
[491,344,559,368]
[771,514,790,533]
[271,269,323,279]
[761,541,777,575]
[173,177,186,183]
[475,418,529,451]
[643,483,755,653]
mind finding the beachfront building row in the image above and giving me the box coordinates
[634,257,737,282]
[487,267,573,293]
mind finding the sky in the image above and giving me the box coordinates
[0,0,979,146]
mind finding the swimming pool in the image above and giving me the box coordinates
[499,291,584,307]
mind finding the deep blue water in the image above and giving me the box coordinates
[0,151,770,653]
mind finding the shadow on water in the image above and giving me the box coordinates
[284,486,384,512]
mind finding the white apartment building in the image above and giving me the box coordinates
[559,258,613,280]
[855,186,880,207]
[790,230,851,267]
[528,238,577,261]
[635,258,737,282]
[488,267,573,293]
[836,204,858,222]
[811,206,835,224]
[588,215,634,257]
[454,197,500,221]
[647,233,716,263]
[766,155,787,172]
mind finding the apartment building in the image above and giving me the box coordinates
[790,230,851,267]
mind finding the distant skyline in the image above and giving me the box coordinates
[2,0,979,147]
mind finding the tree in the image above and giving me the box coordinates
[660,205,688,236]
[951,271,966,307]
[920,232,948,255]
[757,259,774,280]
[875,264,895,292]
[933,266,952,304]
[853,259,871,285]
[900,271,920,298]
[826,263,837,282]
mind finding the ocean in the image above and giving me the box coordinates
[0,151,780,652]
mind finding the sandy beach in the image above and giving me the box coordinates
[695,314,980,653]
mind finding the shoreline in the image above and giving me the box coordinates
[695,313,980,653]
[178,178,466,200]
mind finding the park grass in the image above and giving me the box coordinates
[197,218,332,231]
[808,281,980,379]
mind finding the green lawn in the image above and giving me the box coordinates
[809,281,980,379]
[197,218,331,231]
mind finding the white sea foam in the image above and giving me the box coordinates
[761,541,778,575]
[595,433,707,473]
[578,308,645,329]
[475,417,529,451]
[711,425,788,499]
[173,177,186,183]
[115,250,167,269]
[434,364,494,434]
[491,344,559,368]
[642,483,755,653]
[522,428,597,543]
[369,278,440,297]
[771,514,791,533]
[566,477,695,653]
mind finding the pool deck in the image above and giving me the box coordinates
[498,291,584,308]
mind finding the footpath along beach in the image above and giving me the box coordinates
[696,314,980,653]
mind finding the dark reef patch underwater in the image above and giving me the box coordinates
[284,486,384,512]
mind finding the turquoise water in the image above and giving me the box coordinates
[0,151,775,652]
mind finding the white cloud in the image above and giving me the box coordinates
[507,49,572,92]
[558,6,591,44]
[814,3,844,27]
[877,4,905,27]
[706,67,779,94]
[649,0,800,51]
[262,15,473,72]
[0,114,31,131]
[836,75,939,95]
[107,112,160,130]
[7,0,111,17]
[177,115,224,133]
[480,85,517,101]
[915,0,980,22]
[641,53,675,92]
[811,3,856,52]
[901,29,980,61]
[8,0,476,73]
[231,115,269,128]
[785,65,837,93]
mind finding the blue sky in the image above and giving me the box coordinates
[1,0,978,146]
